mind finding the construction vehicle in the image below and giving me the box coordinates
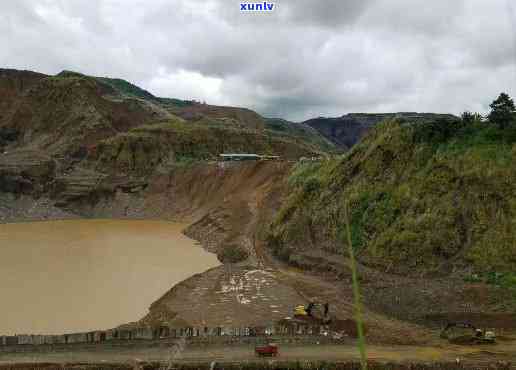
[440,322,496,344]
[293,302,331,324]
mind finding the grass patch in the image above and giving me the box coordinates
[477,271,516,290]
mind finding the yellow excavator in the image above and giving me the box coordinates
[294,302,331,324]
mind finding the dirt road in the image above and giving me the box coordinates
[1,341,515,366]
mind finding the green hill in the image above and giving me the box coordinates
[266,116,516,278]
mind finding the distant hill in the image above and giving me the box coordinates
[264,117,338,153]
[304,113,457,149]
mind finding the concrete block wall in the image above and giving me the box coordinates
[0,322,327,347]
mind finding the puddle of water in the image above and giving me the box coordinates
[0,219,220,335]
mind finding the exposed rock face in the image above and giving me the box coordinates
[0,150,55,194]
[52,167,109,206]
[0,68,324,210]
[0,69,47,149]
[0,193,76,223]
[0,69,47,119]
[1,76,171,157]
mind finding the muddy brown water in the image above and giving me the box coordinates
[0,220,220,335]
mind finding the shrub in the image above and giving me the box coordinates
[217,244,249,263]
[303,176,321,194]
[413,117,463,144]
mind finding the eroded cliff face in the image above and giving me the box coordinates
[0,69,323,217]
[0,70,319,275]
[0,155,291,263]
[83,160,291,266]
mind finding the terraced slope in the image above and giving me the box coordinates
[0,68,328,205]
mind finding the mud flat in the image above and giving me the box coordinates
[0,220,220,335]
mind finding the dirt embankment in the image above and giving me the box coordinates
[76,160,292,263]
[0,160,293,285]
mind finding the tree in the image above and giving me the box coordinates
[414,117,462,143]
[488,93,516,129]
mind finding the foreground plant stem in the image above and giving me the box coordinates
[344,201,367,370]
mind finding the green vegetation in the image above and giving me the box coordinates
[467,271,516,288]
[464,271,516,303]
[488,92,516,129]
[265,118,338,153]
[95,76,156,101]
[95,77,194,107]
[56,70,193,107]
[158,97,195,108]
[94,119,319,174]
[267,94,516,276]
[218,244,249,263]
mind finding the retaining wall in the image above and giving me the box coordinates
[0,322,333,348]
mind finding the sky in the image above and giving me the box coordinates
[2,0,516,121]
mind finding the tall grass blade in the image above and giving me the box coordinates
[343,201,367,370]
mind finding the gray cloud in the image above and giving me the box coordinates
[1,0,515,121]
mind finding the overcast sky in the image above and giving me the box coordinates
[2,0,516,121]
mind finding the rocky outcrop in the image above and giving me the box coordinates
[0,69,47,121]
[52,167,109,206]
[0,150,55,194]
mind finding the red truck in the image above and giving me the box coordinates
[255,343,279,357]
